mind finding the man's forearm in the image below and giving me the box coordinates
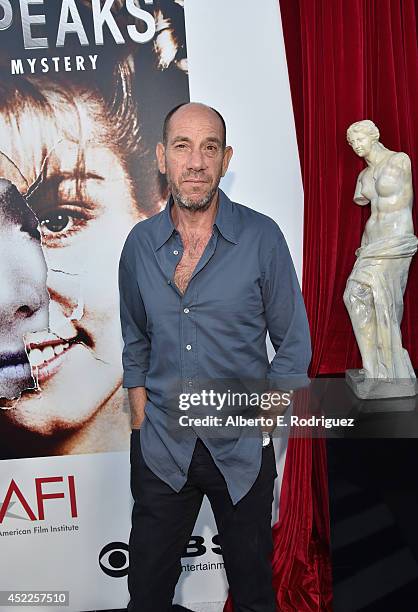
[128,386,147,429]
[257,390,293,434]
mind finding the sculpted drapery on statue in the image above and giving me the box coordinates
[344,120,417,399]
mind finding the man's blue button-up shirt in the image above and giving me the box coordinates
[118,189,311,505]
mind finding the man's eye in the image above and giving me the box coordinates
[175,144,187,149]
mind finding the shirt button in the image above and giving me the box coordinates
[186,344,192,351]
[183,308,190,314]
[188,381,193,387]
[173,250,179,255]
[167,280,171,285]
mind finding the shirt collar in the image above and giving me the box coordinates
[214,189,238,244]
[154,194,177,251]
[154,188,238,251]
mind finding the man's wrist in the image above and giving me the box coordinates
[128,386,147,429]
[261,431,271,447]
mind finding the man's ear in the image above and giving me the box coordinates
[156,142,166,174]
[221,146,233,177]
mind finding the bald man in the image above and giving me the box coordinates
[119,102,311,611]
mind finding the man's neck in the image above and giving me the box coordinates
[172,191,219,236]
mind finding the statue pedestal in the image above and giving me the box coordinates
[346,369,417,400]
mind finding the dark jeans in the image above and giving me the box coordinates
[127,430,278,612]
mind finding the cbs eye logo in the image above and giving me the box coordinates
[99,542,129,577]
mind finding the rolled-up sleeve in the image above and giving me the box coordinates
[261,227,311,390]
[118,252,151,388]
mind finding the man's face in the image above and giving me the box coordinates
[347,129,376,158]
[156,104,233,211]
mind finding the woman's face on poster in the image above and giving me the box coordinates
[0,179,49,401]
[0,87,144,438]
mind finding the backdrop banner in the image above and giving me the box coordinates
[0,2,194,611]
[0,1,303,610]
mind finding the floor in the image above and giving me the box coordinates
[180,604,224,612]
[93,603,224,612]
[328,438,418,611]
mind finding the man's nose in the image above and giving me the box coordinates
[187,148,206,171]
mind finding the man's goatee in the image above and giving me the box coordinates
[171,184,218,212]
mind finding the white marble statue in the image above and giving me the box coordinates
[344,119,417,398]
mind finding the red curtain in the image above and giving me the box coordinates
[280,0,418,376]
[224,2,417,610]
[270,403,332,611]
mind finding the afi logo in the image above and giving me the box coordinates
[0,476,77,523]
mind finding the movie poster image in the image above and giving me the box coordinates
[0,0,189,459]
